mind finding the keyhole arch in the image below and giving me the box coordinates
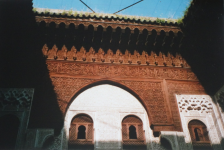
[129,125,137,139]
[77,125,86,139]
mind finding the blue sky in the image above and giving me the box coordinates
[33,0,191,19]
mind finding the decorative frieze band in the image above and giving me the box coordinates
[43,44,190,68]
[46,61,197,81]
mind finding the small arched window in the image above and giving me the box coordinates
[129,125,137,139]
[69,114,94,149]
[188,120,212,149]
[122,115,146,149]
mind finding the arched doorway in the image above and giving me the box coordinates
[65,84,151,150]
[0,114,20,149]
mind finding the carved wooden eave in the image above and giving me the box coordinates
[35,16,181,34]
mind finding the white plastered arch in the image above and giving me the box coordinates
[64,84,152,150]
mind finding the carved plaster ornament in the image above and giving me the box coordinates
[148,51,156,65]
[105,49,114,63]
[128,52,132,64]
[80,46,86,61]
[163,52,173,67]
[71,46,77,60]
[66,46,77,61]
[131,50,139,65]
[156,52,164,66]
[114,49,122,64]
[47,44,58,60]
[57,45,67,60]
[178,54,184,67]
[42,44,48,57]
[97,48,105,62]
[123,49,130,64]
[145,52,150,65]
[136,50,141,65]
[140,51,147,65]
[171,54,181,67]
[86,47,95,62]
[182,58,190,68]
[118,50,123,64]
[178,97,213,113]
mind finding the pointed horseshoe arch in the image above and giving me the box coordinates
[65,79,152,125]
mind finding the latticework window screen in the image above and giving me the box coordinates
[122,115,146,148]
[68,114,94,149]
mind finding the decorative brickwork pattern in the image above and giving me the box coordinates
[50,77,96,113]
[167,81,206,131]
[47,61,196,81]
[46,57,202,131]
[120,81,168,124]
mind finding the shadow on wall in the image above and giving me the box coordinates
[179,0,223,96]
[0,114,20,149]
[40,124,222,150]
[41,132,221,150]
[0,0,63,135]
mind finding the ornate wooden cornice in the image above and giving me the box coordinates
[36,16,181,34]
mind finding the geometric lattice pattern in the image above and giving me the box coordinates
[69,124,76,141]
[87,124,93,140]
[123,116,142,123]
[72,115,93,123]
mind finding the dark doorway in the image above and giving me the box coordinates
[77,125,86,139]
[129,125,137,139]
[0,114,20,149]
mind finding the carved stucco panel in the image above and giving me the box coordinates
[167,82,206,131]
[47,61,195,81]
[176,94,223,150]
[50,77,96,114]
[120,80,168,124]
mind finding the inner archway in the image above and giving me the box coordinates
[65,84,151,150]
